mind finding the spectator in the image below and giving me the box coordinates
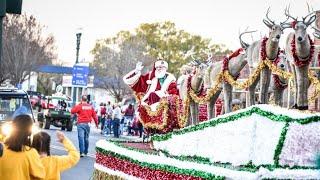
[128,112,143,137]
[0,115,45,180]
[60,100,67,111]
[137,120,144,138]
[31,131,80,180]
[104,101,113,135]
[112,103,122,138]
[71,95,98,157]
[100,103,107,134]
[124,104,134,134]
[96,103,103,127]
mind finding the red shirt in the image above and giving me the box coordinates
[71,102,98,126]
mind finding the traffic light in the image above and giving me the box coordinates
[6,0,22,14]
[0,0,6,16]
[0,0,22,17]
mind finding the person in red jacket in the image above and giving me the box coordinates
[71,95,98,157]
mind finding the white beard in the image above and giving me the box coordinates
[155,70,166,78]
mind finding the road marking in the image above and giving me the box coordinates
[51,145,96,159]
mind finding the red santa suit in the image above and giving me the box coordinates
[123,61,178,106]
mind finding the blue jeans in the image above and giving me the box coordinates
[77,123,90,154]
[103,118,112,134]
[113,118,120,138]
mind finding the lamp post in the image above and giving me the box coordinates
[75,31,82,64]
[72,29,82,106]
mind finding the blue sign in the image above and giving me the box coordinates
[72,65,89,86]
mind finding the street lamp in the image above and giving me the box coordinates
[75,29,82,64]
[72,28,82,105]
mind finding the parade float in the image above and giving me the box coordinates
[93,9,320,180]
[93,104,320,179]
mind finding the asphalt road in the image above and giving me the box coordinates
[44,124,102,180]
[43,124,142,180]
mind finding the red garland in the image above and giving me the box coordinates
[291,35,315,67]
[96,153,202,180]
[222,48,244,71]
[138,96,181,134]
[260,37,280,61]
[222,48,244,81]
[271,51,287,89]
[291,21,297,28]
[272,75,288,89]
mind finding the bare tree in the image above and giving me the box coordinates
[1,14,56,85]
[92,36,152,102]
[37,72,62,95]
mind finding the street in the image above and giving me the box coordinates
[44,124,101,180]
[43,124,142,180]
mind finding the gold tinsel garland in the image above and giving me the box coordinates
[188,73,223,104]
[308,70,320,102]
[142,98,168,116]
[140,98,169,130]
[92,169,125,180]
[135,93,190,130]
[175,95,190,128]
[223,61,265,89]
[264,59,293,79]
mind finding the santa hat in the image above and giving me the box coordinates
[146,60,168,84]
[155,60,168,69]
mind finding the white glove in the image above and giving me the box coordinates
[155,90,166,98]
[135,62,144,72]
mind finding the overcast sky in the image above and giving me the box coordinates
[22,0,320,65]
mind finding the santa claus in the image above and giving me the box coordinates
[123,60,178,106]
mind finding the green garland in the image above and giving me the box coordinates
[96,147,225,180]
[273,122,289,167]
[159,149,318,173]
[152,106,320,142]
[98,140,318,180]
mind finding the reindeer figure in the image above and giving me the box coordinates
[245,8,290,106]
[204,49,248,117]
[180,60,208,126]
[283,8,316,110]
[177,64,193,100]
[269,51,289,106]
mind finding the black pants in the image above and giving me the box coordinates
[113,118,120,138]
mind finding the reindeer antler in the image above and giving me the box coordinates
[302,3,316,27]
[312,26,320,39]
[239,29,257,49]
[265,7,275,25]
[284,5,298,22]
[263,7,275,29]
[280,8,291,30]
